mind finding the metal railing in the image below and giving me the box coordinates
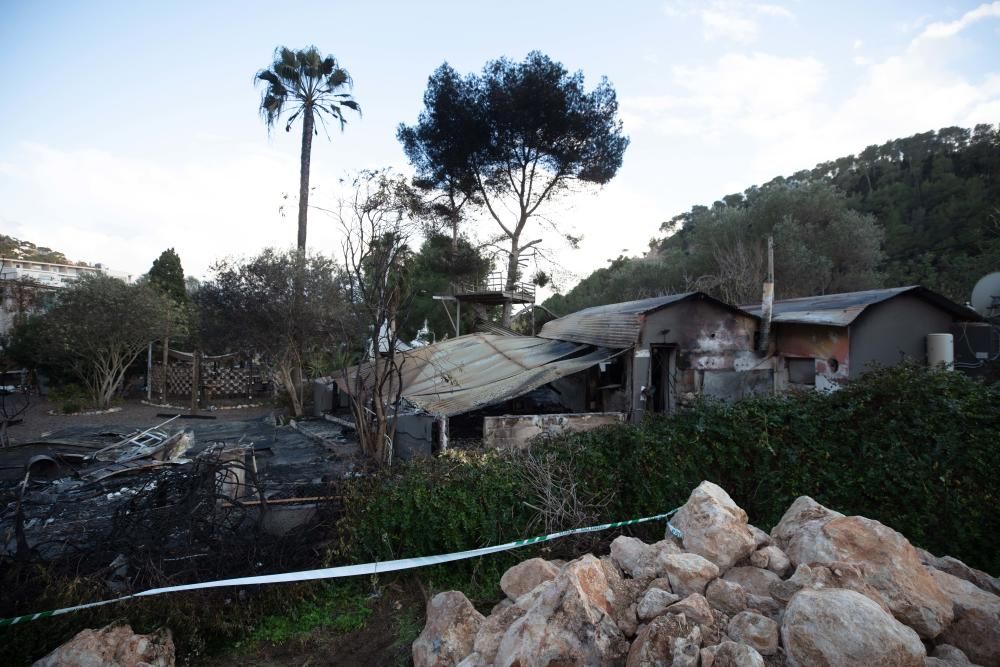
[455,272,535,301]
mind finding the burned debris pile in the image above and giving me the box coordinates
[0,416,361,599]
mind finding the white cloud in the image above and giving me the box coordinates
[702,10,759,42]
[913,1,1000,44]
[663,0,793,43]
[853,38,864,49]
[627,2,1000,185]
[0,142,359,278]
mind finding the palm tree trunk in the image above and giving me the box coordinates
[297,106,315,251]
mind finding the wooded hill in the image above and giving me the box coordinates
[543,124,1000,317]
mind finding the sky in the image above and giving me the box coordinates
[1,0,998,295]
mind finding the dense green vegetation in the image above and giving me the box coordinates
[3,365,995,664]
[344,364,1000,576]
[545,124,1000,317]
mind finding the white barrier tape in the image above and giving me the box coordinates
[0,508,682,627]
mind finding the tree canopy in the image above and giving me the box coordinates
[399,51,629,324]
[195,249,344,416]
[41,275,174,408]
[148,248,187,303]
[256,46,360,250]
[544,124,1000,317]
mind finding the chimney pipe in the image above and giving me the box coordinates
[757,236,774,354]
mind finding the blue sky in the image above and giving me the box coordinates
[1,1,998,293]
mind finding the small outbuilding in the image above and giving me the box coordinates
[538,292,769,419]
[742,286,983,391]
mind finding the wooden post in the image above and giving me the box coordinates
[146,342,153,401]
[161,311,171,402]
[438,415,449,452]
[757,235,775,354]
[191,349,200,413]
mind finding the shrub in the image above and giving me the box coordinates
[342,364,1000,575]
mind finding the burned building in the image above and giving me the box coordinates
[537,293,769,420]
[741,286,984,391]
[334,286,988,453]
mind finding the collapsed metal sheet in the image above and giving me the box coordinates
[336,334,617,417]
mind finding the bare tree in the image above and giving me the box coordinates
[334,170,418,465]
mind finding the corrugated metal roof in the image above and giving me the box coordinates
[538,292,750,347]
[335,333,616,417]
[740,286,982,326]
[537,293,695,347]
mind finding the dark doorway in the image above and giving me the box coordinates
[649,345,675,413]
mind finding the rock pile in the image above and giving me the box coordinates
[413,481,1000,667]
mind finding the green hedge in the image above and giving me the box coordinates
[342,364,1000,575]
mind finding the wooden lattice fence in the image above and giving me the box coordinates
[151,362,264,399]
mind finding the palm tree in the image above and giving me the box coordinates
[256,46,360,250]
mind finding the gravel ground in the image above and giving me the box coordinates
[3,395,281,445]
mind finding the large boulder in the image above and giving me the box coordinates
[771,497,953,639]
[625,613,700,667]
[470,601,526,665]
[671,481,756,571]
[701,640,765,667]
[609,536,683,580]
[750,545,792,577]
[637,587,680,621]
[770,496,845,562]
[660,552,720,596]
[494,554,628,667]
[667,593,714,625]
[727,610,779,656]
[929,644,975,666]
[930,568,1000,667]
[919,549,1000,597]
[722,566,781,598]
[500,557,560,600]
[414,592,485,667]
[769,562,892,615]
[706,577,749,615]
[781,588,925,667]
[33,625,174,667]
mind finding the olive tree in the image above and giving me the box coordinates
[43,274,175,409]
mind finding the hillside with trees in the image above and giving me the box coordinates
[543,124,1000,317]
[0,236,70,265]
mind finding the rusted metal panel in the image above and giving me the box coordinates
[773,323,851,390]
[336,334,618,418]
[483,412,626,449]
[539,292,754,348]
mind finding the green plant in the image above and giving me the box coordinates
[247,582,372,645]
[341,364,1000,575]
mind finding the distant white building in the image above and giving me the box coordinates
[0,257,133,335]
[0,258,132,287]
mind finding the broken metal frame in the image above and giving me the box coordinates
[83,415,180,462]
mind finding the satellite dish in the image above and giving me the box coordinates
[970,272,1000,318]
